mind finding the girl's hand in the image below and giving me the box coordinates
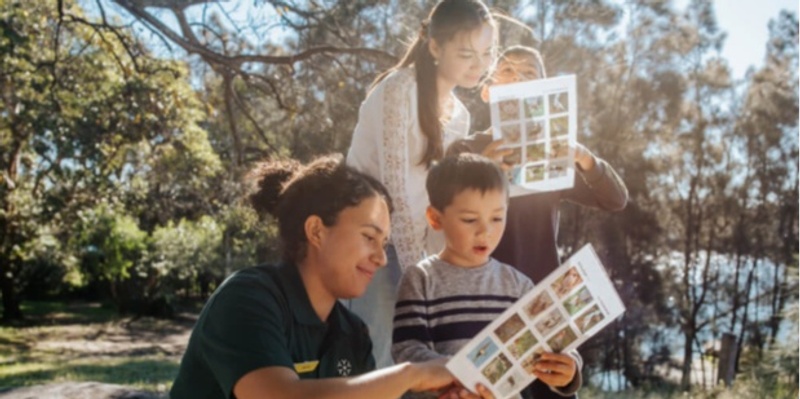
[437,382,495,399]
[481,138,512,171]
[531,352,577,388]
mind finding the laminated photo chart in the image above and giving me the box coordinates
[446,244,625,399]
[488,75,577,197]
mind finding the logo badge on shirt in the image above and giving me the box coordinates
[336,358,352,376]
[293,360,319,374]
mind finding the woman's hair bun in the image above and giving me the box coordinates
[247,158,302,218]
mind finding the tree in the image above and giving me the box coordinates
[103,0,400,167]
[655,0,734,388]
[729,9,798,365]
[74,203,148,306]
[0,0,218,319]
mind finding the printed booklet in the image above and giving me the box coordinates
[445,244,625,399]
[488,75,577,197]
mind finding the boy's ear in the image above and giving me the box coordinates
[426,206,444,231]
[304,215,326,250]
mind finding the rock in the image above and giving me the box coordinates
[0,382,163,399]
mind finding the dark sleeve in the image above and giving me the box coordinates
[198,275,294,398]
[356,319,377,374]
[562,156,628,211]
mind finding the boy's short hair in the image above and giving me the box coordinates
[426,153,507,211]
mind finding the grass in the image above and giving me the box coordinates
[579,378,799,399]
[0,300,193,394]
[1,301,795,398]
[0,357,177,391]
[19,300,119,324]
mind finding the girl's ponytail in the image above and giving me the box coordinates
[373,0,494,169]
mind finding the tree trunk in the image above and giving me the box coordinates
[0,139,24,321]
[768,261,785,346]
[681,329,694,390]
[717,332,737,387]
[0,261,22,321]
[735,257,758,372]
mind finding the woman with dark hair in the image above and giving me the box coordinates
[170,155,458,399]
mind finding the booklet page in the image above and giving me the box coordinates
[445,244,625,399]
[488,75,578,197]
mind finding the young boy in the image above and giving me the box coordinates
[391,154,582,399]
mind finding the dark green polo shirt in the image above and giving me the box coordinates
[170,263,375,399]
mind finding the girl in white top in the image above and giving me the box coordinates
[346,0,497,371]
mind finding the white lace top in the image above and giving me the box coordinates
[347,67,470,271]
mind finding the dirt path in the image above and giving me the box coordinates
[27,315,195,362]
[1,313,196,364]
[0,303,198,397]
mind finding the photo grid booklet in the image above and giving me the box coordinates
[445,244,625,399]
[488,75,577,197]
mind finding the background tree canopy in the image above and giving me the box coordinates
[0,0,796,394]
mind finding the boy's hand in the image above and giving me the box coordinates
[532,352,576,388]
[437,382,495,399]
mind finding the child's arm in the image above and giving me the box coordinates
[391,265,447,363]
[563,143,628,211]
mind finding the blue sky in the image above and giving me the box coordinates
[681,0,798,80]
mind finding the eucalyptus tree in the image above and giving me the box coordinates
[729,10,798,357]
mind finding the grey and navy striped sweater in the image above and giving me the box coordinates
[392,256,534,362]
[392,255,582,398]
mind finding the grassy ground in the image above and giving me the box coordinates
[0,301,195,394]
[0,301,794,398]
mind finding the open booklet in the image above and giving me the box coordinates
[445,244,625,399]
[488,75,577,197]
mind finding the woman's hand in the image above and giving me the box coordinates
[407,358,455,393]
[437,382,495,399]
[531,352,576,388]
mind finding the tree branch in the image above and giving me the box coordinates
[113,0,398,70]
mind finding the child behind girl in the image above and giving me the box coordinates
[481,46,627,285]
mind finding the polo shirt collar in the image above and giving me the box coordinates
[276,262,353,335]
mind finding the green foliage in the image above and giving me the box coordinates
[0,0,223,319]
[151,216,221,279]
[75,204,147,283]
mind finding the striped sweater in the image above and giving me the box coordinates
[392,255,582,398]
[392,256,534,363]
